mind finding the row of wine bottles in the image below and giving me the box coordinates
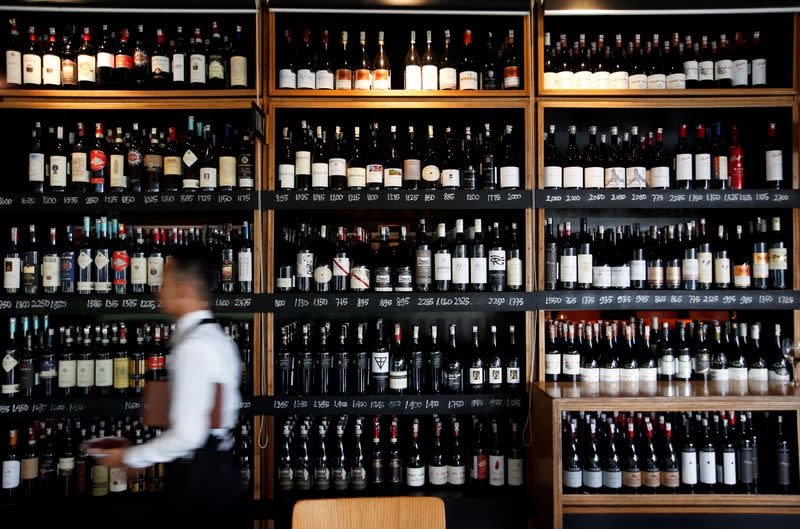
[561,410,794,494]
[543,317,791,384]
[27,117,255,194]
[0,416,253,503]
[277,219,524,293]
[2,219,254,295]
[543,122,784,190]
[544,217,788,291]
[278,414,525,494]
[278,28,521,91]
[275,319,522,397]
[543,31,768,90]
[0,316,251,399]
[5,20,249,89]
[277,120,520,191]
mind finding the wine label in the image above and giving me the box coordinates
[219,156,236,187]
[658,355,676,376]
[146,256,164,287]
[555,70,575,89]
[77,358,95,387]
[21,457,37,481]
[628,73,647,89]
[59,360,77,388]
[732,59,748,86]
[422,164,440,183]
[604,167,625,188]
[130,256,147,285]
[42,256,60,288]
[507,257,522,288]
[543,166,563,188]
[470,257,487,285]
[752,58,766,85]
[77,54,96,83]
[297,69,315,89]
[28,153,45,183]
[164,156,182,177]
[4,258,20,290]
[752,252,769,279]
[769,247,788,270]
[452,256,469,285]
[714,257,731,285]
[172,53,185,82]
[354,69,372,90]
[22,54,42,85]
[715,59,733,81]
[459,70,478,90]
[749,367,768,381]
[698,450,716,484]
[441,168,460,187]
[503,66,520,89]
[559,255,577,283]
[95,358,113,387]
[469,367,484,385]
[562,354,580,376]
[544,353,561,375]
[622,470,642,488]
[650,166,670,188]
[609,70,628,89]
[499,166,519,188]
[584,167,603,188]
[428,465,447,486]
[647,265,664,287]
[574,70,591,89]
[447,465,466,485]
[630,259,646,282]
[278,69,296,89]
[647,74,666,90]
[347,167,366,188]
[421,64,438,90]
[488,249,506,273]
[238,252,253,282]
[666,73,686,90]
[113,357,129,389]
[488,366,503,385]
[619,368,638,383]
[638,367,657,382]
[681,451,698,484]
[592,266,611,289]
[6,50,21,85]
[698,60,714,81]
[681,258,699,281]
[2,460,20,489]
[383,167,402,188]
[583,468,602,489]
[643,470,660,489]
[729,366,748,381]
[599,367,619,383]
[350,265,370,290]
[404,65,421,90]
[277,164,295,189]
[603,469,622,489]
[683,60,699,81]
[109,154,126,188]
[406,465,425,487]
[439,67,457,90]
[311,163,328,188]
[42,54,61,85]
[625,166,646,188]
[335,69,352,89]
[507,458,523,486]
[580,367,599,382]
[316,69,334,90]
[733,264,751,288]
[563,166,583,188]
[434,252,452,281]
[489,455,505,486]
[591,71,610,89]
[695,153,711,181]
[373,69,390,90]
[151,55,170,75]
[766,150,783,182]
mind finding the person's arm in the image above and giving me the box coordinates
[122,339,213,468]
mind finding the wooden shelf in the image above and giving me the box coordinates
[561,493,800,514]
[270,88,529,98]
[538,88,796,98]
[535,381,800,412]
[0,89,258,110]
[269,96,530,109]
[537,96,796,109]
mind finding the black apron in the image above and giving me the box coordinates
[160,318,244,524]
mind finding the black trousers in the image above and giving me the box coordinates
[161,436,246,526]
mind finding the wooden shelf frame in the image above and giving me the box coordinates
[532,382,800,529]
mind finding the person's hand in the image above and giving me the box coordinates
[87,447,127,469]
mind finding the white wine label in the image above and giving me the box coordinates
[698,61,714,81]
[470,258,487,285]
[371,352,389,374]
[29,153,45,183]
[439,67,457,90]
[328,158,346,177]
[77,54,96,83]
[681,452,698,484]
[311,163,329,188]
[389,370,408,389]
[752,58,766,85]
[650,166,670,188]
[710,368,729,381]
[591,71,610,89]
[2,460,20,489]
[683,60,699,81]
[544,353,561,375]
[434,253,452,281]
[406,466,425,487]
[488,367,503,384]
[609,70,629,89]
[347,167,366,188]
[769,248,788,270]
[452,257,469,284]
[543,166,563,188]
[384,167,402,188]
[714,258,731,284]
[459,70,478,90]
[619,368,638,383]
[574,70,592,89]
[219,157,236,186]
[647,74,666,89]
[42,256,60,287]
[297,69,315,89]
[130,257,147,284]
[147,256,164,287]
[499,166,520,188]
[469,367,484,384]
[729,367,748,381]
[543,72,557,90]
[699,451,716,484]
[732,59,748,86]
[555,70,575,89]
[749,367,768,381]
[172,53,185,82]
[766,150,783,182]
[698,252,713,284]
[95,358,113,387]
[190,55,207,84]
[507,257,523,287]
[507,458,523,486]
[238,252,253,282]
[563,166,583,188]
[429,465,448,486]
[658,356,675,376]
[43,54,61,85]
[626,166,647,188]
[604,167,625,188]
[580,367,600,382]
[316,70,334,90]
[559,255,577,282]
[611,265,631,288]
[6,50,21,85]
[109,154,126,188]
[682,258,699,280]
[422,165,440,182]
[489,455,505,486]
[638,367,657,382]
[164,156,182,176]
[77,359,95,387]
[441,169,460,187]
[584,167,604,188]
[422,64,438,90]
[294,151,311,175]
[603,470,622,489]
[150,55,170,74]
[405,65,421,90]
[447,465,466,485]
[488,250,506,272]
[277,164,295,189]
[58,360,77,387]
[715,59,733,80]
[666,73,686,90]
[3,258,20,289]
[350,265,370,290]
[695,153,711,181]
[562,355,580,376]
[592,266,611,289]
[278,69,296,89]
[600,367,619,383]
[22,54,42,85]
[580,254,595,285]
[583,469,602,489]
[71,153,89,183]
[628,74,647,89]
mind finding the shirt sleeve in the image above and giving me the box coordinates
[123,338,213,469]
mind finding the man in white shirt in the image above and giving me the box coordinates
[90,245,242,521]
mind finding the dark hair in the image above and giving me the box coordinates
[168,243,213,298]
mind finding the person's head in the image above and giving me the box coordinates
[157,244,212,319]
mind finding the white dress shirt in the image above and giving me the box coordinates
[123,310,242,469]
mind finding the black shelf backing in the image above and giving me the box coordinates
[535,189,800,209]
[539,290,800,310]
[0,191,257,213]
[266,189,531,210]
[270,292,534,313]
[249,394,526,416]
[0,294,255,315]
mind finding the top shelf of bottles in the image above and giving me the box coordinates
[0,89,258,110]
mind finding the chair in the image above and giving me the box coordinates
[291,496,446,529]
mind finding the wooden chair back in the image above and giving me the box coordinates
[291,496,446,529]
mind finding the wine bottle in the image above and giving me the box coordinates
[335,31,352,90]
